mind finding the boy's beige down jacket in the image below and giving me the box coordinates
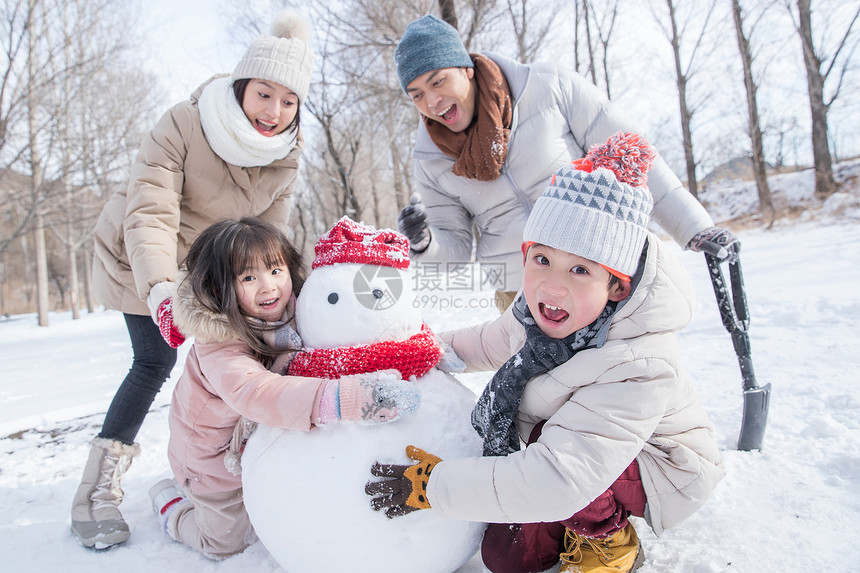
[93,76,303,316]
[434,236,725,535]
[411,53,715,290]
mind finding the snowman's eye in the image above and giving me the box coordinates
[372,289,383,299]
[327,293,339,304]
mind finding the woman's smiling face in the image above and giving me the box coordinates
[241,79,299,136]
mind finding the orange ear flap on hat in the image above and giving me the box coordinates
[521,241,535,265]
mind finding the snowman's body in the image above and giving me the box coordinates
[242,238,485,573]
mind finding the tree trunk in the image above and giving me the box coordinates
[438,0,458,29]
[583,1,598,85]
[731,0,775,226]
[28,0,49,326]
[666,0,699,198]
[390,140,408,211]
[796,0,837,199]
[67,243,80,319]
[84,250,94,313]
[573,0,582,73]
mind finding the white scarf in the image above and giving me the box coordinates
[197,76,298,168]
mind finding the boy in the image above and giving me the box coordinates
[366,133,725,573]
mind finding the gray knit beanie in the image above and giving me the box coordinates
[523,132,657,278]
[232,11,315,103]
[395,14,474,92]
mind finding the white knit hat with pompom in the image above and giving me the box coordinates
[232,11,315,103]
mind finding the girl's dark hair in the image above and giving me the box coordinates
[232,78,301,132]
[182,217,305,361]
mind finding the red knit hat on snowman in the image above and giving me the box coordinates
[311,216,411,270]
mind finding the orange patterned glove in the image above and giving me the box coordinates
[365,445,441,518]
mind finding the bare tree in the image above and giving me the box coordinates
[731,0,776,225]
[438,0,458,28]
[582,0,597,84]
[790,0,859,199]
[0,0,38,259]
[26,0,50,325]
[587,0,620,98]
[0,0,161,318]
[652,0,720,199]
[505,0,554,64]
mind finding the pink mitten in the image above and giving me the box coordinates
[317,371,420,425]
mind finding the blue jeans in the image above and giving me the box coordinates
[98,313,177,445]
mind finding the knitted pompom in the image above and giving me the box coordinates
[271,10,311,42]
[585,132,656,188]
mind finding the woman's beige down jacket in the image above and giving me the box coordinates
[434,236,725,535]
[411,53,715,290]
[93,77,303,316]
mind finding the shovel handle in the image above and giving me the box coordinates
[705,254,748,334]
[705,254,758,392]
[705,253,770,450]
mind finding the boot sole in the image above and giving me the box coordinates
[71,521,130,549]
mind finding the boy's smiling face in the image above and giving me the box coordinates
[521,243,631,339]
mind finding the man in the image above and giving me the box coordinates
[395,14,737,311]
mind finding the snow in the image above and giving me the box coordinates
[2,165,860,572]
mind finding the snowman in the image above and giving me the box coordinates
[241,217,485,573]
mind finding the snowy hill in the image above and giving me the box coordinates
[1,162,859,572]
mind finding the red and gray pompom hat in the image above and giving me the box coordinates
[523,132,657,281]
[311,216,411,270]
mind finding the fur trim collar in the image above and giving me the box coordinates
[172,273,238,344]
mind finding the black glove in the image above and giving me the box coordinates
[686,226,741,263]
[397,194,431,253]
[365,445,441,518]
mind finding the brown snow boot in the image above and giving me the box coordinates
[559,523,644,572]
[70,437,140,549]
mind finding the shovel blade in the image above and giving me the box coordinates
[737,382,771,451]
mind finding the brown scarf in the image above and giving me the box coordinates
[424,55,513,181]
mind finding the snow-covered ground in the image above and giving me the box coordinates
[1,162,859,572]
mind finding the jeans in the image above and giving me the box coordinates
[98,313,177,445]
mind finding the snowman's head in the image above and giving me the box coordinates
[295,217,422,349]
[296,263,421,348]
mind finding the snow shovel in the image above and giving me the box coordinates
[705,253,771,451]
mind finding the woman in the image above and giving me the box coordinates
[70,11,315,549]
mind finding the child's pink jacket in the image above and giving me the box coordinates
[169,278,326,495]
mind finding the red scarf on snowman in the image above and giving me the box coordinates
[287,217,442,381]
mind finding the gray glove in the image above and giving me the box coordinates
[686,226,741,263]
[436,339,466,373]
[397,193,431,253]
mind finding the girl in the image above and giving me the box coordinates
[150,217,417,558]
[71,11,317,549]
